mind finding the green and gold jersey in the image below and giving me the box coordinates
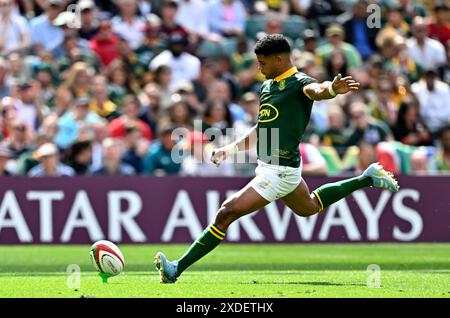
[257,66,318,168]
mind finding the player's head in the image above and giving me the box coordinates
[254,34,291,79]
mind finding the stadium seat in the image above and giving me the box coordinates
[196,38,238,58]
[245,15,267,39]
[282,15,308,41]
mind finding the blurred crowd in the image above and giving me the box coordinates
[0,0,449,177]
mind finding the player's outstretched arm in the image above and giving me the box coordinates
[303,73,360,101]
[211,124,257,167]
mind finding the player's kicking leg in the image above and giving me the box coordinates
[155,182,270,283]
[282,162,399,217]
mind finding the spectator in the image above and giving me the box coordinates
[340,0,378,60]
[0,0,31,55]
[138,82,161,136]
[4,119,33,161]
[89,75,120,121]
[299,142,328,176]
[202,98,233,142]
[60,61,94,98]
[0,58,12,99]
[208,0,246,38]
[30,0,65,54]
[411,69,450,137]
[54,95,102,150]
[151,65,173,110]
[369,79,397,125]
[392,97,431,146]
[181,130,234,176]
[407,16,447,71]
[91,137,136,176]
[346,101,393,146]
[88,18,120,66]
[0,144,14,176]
[57,33,100,75]
[428,4,450,46]
[443,41,450,83]
[121,122,149,173]
[159,94,194,130]
[321,104,349,154]
[33,63,56,106]
[375,3,410,47]
[150,32,201,90]
[352,141,377,174]
[77,0,99,41]
[63,139,93,175]
[410,147,429,174]
[430,125,450,172]
[316,23,363,69]
[325,49,348,81]
[207,79,245,122]
[159,0,190,46]
[105,59,138,105]
[28,142,75,177]
[233,92,259,136]
[112,0,146,49]
[297,0,344,37]
[191,59,216,104]
[108,94,152,141]
[175,0,210,40]
[301,29,318,55]
[142,124,181,175]
[15,128,54,175]
[116,37,150,88]
[0,96,18,140]
[14,79,44,132]
[90,119,109,171]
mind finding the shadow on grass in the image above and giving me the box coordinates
[240,281,366,287]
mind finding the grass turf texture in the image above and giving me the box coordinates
[0,244,449,298]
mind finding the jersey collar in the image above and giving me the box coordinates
[273,66,298,82]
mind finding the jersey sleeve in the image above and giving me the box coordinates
[296,73,319,100]
[295,73,319,99]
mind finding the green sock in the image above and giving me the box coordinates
[312,176,373,211]
[177,224,225,275]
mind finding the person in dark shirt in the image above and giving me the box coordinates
[392,98,432,146]
[346,101,393,146]
[142,124,181,175]
[91,137,136,176]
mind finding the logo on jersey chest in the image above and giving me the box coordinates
[278,80,286,90]
[258,103,279,123]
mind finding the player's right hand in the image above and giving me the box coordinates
[211,147,228,167]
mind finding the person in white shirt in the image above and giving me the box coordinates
[181,130,234,176]
[149,32,200,90]
[175,0,210,39]
[407,16,446,71]
[0,0,30,55]
[411,69,450,136]
[14,80,44,133]
[112,0,146,49]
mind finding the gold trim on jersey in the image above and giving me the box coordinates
[274,66,298,82]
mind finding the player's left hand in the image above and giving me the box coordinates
[331,73,360,95]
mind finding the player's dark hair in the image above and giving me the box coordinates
[254,34,291,56]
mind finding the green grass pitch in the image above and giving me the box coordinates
[0,244,449,298]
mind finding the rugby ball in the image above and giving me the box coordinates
[90,240,125,276]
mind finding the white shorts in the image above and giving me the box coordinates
[249,160,302,202]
